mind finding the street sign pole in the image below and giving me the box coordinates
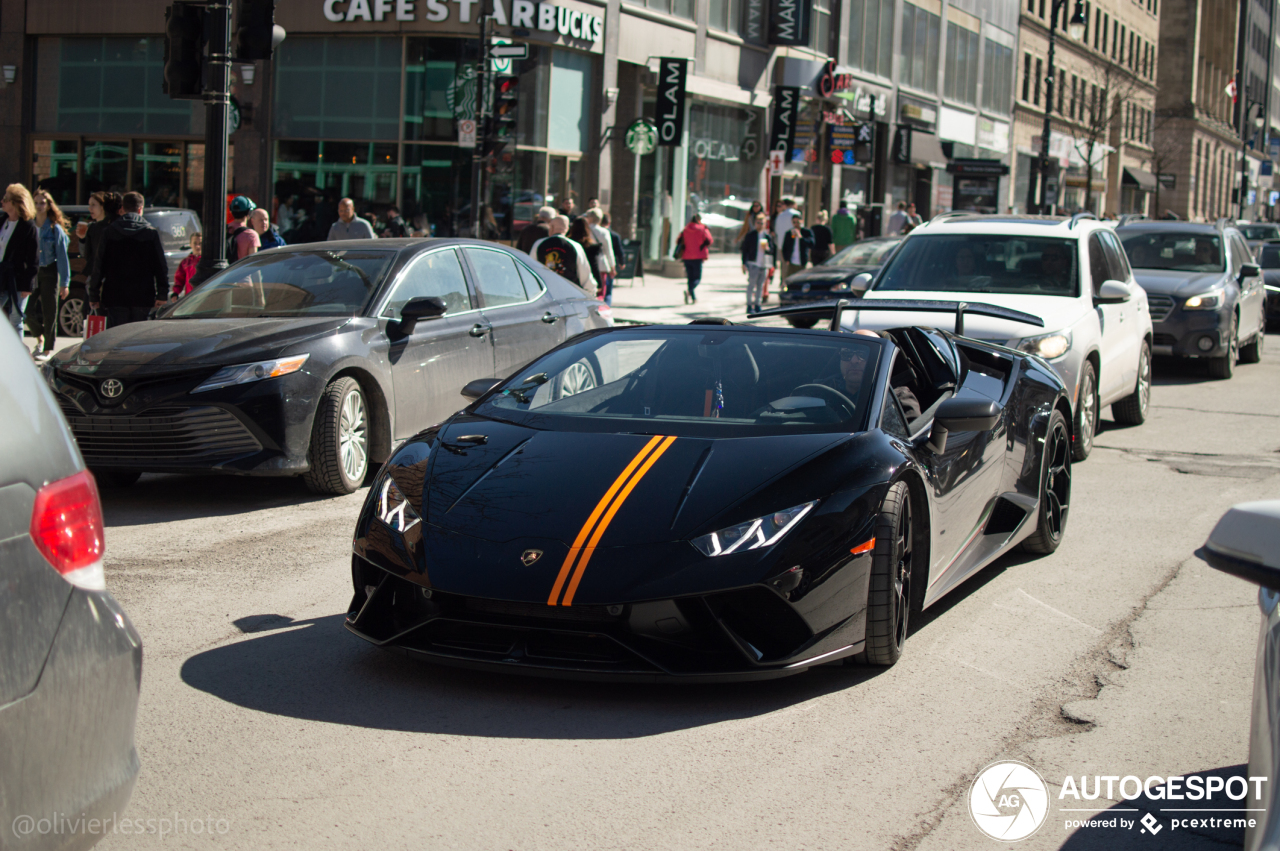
[470,14,490,239]
[192,0,232,285]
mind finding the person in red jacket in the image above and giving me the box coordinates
[171,232,202,299]
[678,214,713,304]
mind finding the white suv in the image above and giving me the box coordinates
[849,213,1153,460]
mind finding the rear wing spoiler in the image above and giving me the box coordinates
[748,298,1045,336]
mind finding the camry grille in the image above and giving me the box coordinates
[60,404,262,463]
[1147,294,1175,322]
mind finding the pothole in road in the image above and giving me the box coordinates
[1101,446,1280,479]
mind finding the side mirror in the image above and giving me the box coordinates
[1094,280,1130,305]
[851,272,874,294]
[461,377,503,399]
[1200,501,1280,589]
[1240,263,1261,280]
[398,296,447,333]
[928,397,1001,453]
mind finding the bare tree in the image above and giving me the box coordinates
[1146,112,1181,217]
[1070,62,1144,214]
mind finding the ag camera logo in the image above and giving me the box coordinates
[969,761,1050,841]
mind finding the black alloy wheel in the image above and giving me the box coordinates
[1022,409,1071,554]
[853,481,915,667]
[1112,340,1151,425]
[1072,361,1097,462]
[1207,314,1238,379]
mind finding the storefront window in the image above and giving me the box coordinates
[273,140,398,242]
[900,3,941,94]
[83,141,129,195]
[401,145,472,238]
[982,38,1014,114]
[131,142,183,207]
[274,37,401,141]
[33,140,79,205]
[848,0,895,80]
[686,103,766,252]
[404,37,479,142]
[548,49,593,153]
[944,23,981,104]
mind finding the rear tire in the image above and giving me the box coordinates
[1207,315,1238,379]
[1071,361,1097,461]
[852,482,916,667]
[1239,328,1264,364]
[1112,340,1151,425]
[1021,409,1071,555]
[92,469,141,489]
[303,377,369,495]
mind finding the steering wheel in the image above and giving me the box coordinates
[791,384,857,419]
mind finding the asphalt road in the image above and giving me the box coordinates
[90,317,1278,850]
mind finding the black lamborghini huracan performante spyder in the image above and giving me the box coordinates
[347,301,1074,681]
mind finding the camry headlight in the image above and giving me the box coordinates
[191,354,310,393]
[1017,331,1073,361]
[1183,288,1224,310]
[691,501,817,557]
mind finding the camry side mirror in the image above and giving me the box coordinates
[461,377,503,399]
[851,272,874,294]
[398,296,447,333]
[1094,280,1130,305]
[927,397,1001,453]
[1200,501,1280,589]
[1240,263,1261,280]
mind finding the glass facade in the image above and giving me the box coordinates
[944,23,981,104]
[847,0,895,80]
[982,38,1014,114]
[273,37,401,140]
[686,103,767,252]
[900,3,941,94]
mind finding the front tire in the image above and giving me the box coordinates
[1021,409,1071,554]
[1112,340,1151,425]
[1072,360,1097,461]
[1207,314,1238,379]
[853,481,916,667]
[303,377,369,495]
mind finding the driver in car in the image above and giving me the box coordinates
[1194,239,1220,268]
[1039,244,1073,289]
[811,330,922,420]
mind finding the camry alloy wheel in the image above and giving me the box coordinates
[558,360,597,397]
[339,390,368,483]
[893,499,913,651]
[59,298,85,337]
[1043,418,1071,540]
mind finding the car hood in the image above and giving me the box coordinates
[855,290,1084,343]
[60,317,351,375]
[786,265,878,285]
[1131,269,1227,297]
[423,419,850,547]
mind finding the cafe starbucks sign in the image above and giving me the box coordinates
[321,0,603,42]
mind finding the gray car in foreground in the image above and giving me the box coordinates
[0,324,142,850]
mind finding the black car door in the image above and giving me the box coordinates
[462,246,566,379]
[378,247,495,438]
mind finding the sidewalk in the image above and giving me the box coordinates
[610,255,788,326]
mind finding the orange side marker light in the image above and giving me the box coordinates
[850,538,876,556]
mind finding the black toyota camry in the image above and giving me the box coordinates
[347,302,1074,681]
[45,238,610,494]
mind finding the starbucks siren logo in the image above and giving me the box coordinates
[447,66,478,122]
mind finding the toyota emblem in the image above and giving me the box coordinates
[520,549,543,566]
[100,378,124,398]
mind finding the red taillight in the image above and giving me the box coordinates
[30,470,106,590]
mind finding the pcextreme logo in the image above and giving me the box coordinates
[969,761,1051,841]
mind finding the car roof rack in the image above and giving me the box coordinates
[1068,211,1097,229]
[749,298,1045,336]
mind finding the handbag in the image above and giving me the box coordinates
[83,307,107,340]
[671,237,684,260]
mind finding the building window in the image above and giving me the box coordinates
[1068,74,1076,119]
[982,38,1014,114]
[810,0,832,53]
[1094,9,1102,49]
[1058,68,1065,113]
[1039,0,1045,17]
[625,0,693,19]
[943,21,979,103]
[902,2,942,93]
[847,0,895,79]
[274,36,402,140]
[1022,52,1032,102]
[1034,57,1043,105]
[708,0,740,32]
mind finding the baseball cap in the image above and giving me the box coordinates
[230,195,257,217]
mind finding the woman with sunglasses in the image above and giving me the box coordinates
[30,190,71,358]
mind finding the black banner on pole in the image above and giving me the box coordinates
[768,86,800,156]
[740,0,767,45]
[891,125,912,164]
[656,58,688,146]
[768,0,810,46]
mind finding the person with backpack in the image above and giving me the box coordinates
[530,215,595,294]
[87,191,168,328]
[227,195,260,262]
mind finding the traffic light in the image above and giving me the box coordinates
[483,75,519,157]
[163,1,205,99]
[234,0,286,61]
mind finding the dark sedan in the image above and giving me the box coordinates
[1239,222,1280,256]
[46,238,611,494]
[1256,241,1280,328]
[779,236,903,327]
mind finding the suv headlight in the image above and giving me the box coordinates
[192,354,310,393]
[1017,330,1073,360]
[1183,288,1224,310]
[691,501,817,557]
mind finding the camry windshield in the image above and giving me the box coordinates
[168,250,395,318]
[825,238,901,267]
[1119,233,1225,272]
[477,329,881,435]
[875,235,1079,297]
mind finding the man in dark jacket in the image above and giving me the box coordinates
[88,192,169,328]
[516,206,555,254]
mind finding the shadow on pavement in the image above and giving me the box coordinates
[180,612,885,739]
[1058,764,1255,849]
[98,472,368,527]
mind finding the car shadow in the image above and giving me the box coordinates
[909,548,1040,636]
[1151,355,1220,385]
[98,472,371,527]
[179,612,885,739]
[1058,764,1255,849]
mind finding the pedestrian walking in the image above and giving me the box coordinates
[780,215,814,283]
[0,184,40,337]
[381,205,411,238]
[600,212,624,306]
[76,191,122,294]
[905,203,923,232]
[531,215,595,294]
[568,217,605,295]
[328,197,376,240]
[250,208,286,250]
[88,191,169,329]
[29,190,71,358]
[736,200,764,243]
[172,232,202,299]
[227,196,260,261]
[517,206,555,254]
[773,198,800,248]
[810,210,834,266]
[831,205,856,252]
[886,201,909,236]
[739,212,775,314]
[677,213,713,304]
[582,208,616,302]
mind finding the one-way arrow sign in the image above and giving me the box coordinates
[489,43,528,59]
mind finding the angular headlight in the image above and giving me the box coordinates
[191,354,310,393]
[691,501,817,557]
[1017,331,1073,361]
[1183,288,1224,310]
[375,477,421,534]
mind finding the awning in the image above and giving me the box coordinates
[911,131,948,169]
[1123,166,1158,193]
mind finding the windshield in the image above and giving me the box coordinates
[475,329,881,436]
[825,238,901,268]
[875,234,1079,297]
[1119,232,1225,272]
[168,249,395,318]
[1239,225,1280,241]
[1259,245,1280,269]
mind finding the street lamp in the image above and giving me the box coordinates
[1035,0,1088,214]
[1238,100,1265,219]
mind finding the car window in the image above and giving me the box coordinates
[1239,224,1280,240]
[1099,231,1131,282]
[143,211,201,253]
[381,248,471,318]
[874,234,1078,297]
[514,259,547,299]
[1119,231,1224,272]
[1230,234,1252,268]
[465,248,528,308]
[829,238,901,267]
[1259,245,1280,268]
[1087,234,1110,294]
[880,384,910,438]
